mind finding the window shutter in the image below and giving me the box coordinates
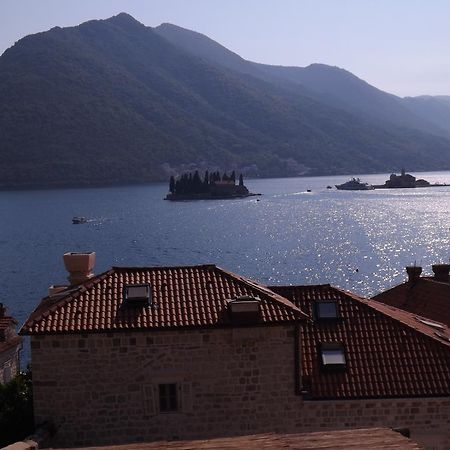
[181,382,193,413]
[143,384,157,416]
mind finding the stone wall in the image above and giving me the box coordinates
[0,342,21,384]
[31,327,449,449]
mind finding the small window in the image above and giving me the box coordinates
[315,301,338,320]
[124,284,151,304]
[320,343,346,371]
[159,383,178,413]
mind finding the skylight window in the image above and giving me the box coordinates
[320,343,346,371]
[315,301,338,320]
[124,284,151,304]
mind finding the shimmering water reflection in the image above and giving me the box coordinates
[2,170,450,335]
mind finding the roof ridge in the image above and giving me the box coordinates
[372,280,411,298]
[20,269,115,334]
[332,286,450,347]
[111,264,216,271]
[268,283,332,289]
[214,266,308,320]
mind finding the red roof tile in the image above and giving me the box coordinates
[373,278,450,327]
[270,284,450,399]
[21,265,305,335]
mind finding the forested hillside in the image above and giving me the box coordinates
[1,13,450,188]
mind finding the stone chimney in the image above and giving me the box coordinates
[63,252,96,286]
[0,302,5,318]
[406,266,422,284]
[432,264,450,282]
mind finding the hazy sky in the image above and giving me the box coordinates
[1,0,449,97]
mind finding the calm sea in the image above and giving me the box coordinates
[2,171,450,362]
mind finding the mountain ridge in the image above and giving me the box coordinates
[155,23,450,138]
[1,14,450,188]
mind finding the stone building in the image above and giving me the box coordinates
[373,264,450,326]
[0,303,22,384]
[21,253,450,449]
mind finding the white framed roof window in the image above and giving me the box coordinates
[320,343,346,371]
[124,284,151,304]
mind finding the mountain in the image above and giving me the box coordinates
[155,24,450,138]
[1,14,450,188]
[403,96,450,136]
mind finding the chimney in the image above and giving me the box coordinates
[0,303,4,318]
[63,252,96,286]
[432,264,450,282]
[406,266,422,284]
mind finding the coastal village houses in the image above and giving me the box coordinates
[0,303,22,384]
[21,253,450,449]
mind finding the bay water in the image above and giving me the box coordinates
[2,171,450,362]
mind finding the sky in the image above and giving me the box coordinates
[1,0,449,97]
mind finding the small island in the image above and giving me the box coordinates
[373,168,450,189]
[165,170,260,200]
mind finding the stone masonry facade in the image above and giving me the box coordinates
[31,326,449,449]
[0,344,21,384]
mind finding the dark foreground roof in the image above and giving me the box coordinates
[373,277,450,327]
[271,284,450,400]
[21,265,305,335]
[58,428,424,450]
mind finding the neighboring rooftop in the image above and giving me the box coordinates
[59,428,424,450]
[21,265,305,335]
[270,284,450,399]
[373,264,450,327]
[0,303,22,359]
[0,303,17,331]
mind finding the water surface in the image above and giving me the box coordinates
[2,171,450,361]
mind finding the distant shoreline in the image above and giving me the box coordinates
[2,169,450,192]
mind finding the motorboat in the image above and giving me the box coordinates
[335,178,374,191]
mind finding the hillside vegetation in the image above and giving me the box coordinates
[1,13,450,188]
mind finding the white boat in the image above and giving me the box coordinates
[72,216,87,224]
[335,178,374,191]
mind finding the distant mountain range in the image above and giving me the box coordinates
[1,13,450,188]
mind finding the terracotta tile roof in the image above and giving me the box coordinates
[270,284,450,399]
[60,428,424,450]
[373,278,450,327]
[21,265,305,335]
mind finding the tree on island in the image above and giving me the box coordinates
[169,175,175,194]
[168,170,246,196]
